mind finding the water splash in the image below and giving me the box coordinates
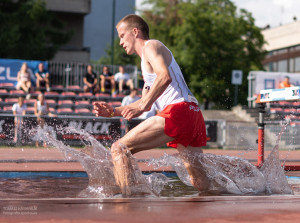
[33,125,167,198]
[147,119,293,195]
[31,120,293,197]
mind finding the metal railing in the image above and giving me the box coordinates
[48,62,139,88]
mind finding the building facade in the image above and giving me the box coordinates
[262,20,300,73]
[45,0,91,62]
[83,0,135,61]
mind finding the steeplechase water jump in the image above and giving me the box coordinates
[2,9,300,223]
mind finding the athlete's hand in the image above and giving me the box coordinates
[121,104,143,121]
[93,101,113,117]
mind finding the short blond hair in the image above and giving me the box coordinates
[117,14,149,39]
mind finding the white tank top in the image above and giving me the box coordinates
[37,101,48,115]
[141,40,198,111]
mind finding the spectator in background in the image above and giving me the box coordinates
[35,63,50,92]
[100,66,116,95]
[83,65,98,94]
[16,63,32,96]
[12,97,27,143]
[279,76,294,88]
[34,94,55,147]
[114,65,134,94]
[121,88,140,106]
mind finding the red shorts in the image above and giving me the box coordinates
[157,102,207,148]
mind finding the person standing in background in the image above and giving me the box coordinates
[279,76,294,88]
[12,97,27,143]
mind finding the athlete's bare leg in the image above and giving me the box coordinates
[110,116,173,196]
[176,145,210,191]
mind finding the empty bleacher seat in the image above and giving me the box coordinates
[94,93,110,100]
[283,108,298,115]
[58,100,73,108]
[60,92,77,100]
[75,108,93,116]
[30,91,42,97]
[0,83,15,90]
[75,100,93,109]
[44,91,60,100]
[112,93,126,98]
[49,107,56,114]
[56,108,74,116]
[293,101,300,108]
[4,98,18,106]
[270,108,284,114]
[78,92,93,100]
[2,106,13,114]
[25,99,36,107]
[26,107,35,114]
[278,101,294,108]
[45,99,57,108]
[108,101,122,107]
[67,85,83,93]
[0,89,9,98]
[9,90,25,97]
[51,85,65,92]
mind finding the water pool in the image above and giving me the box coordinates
[0,171,299,198]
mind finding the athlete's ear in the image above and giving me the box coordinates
[132,28,139,37]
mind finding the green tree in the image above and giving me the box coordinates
[141,0,266,108]
[97,38,138,66]
[0,0,72,60]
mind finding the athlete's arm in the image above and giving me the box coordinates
[94,84,149,119]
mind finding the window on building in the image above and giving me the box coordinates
[272,62,277,72]
[263,64,270,71]
[295,57,300,72]
[289,58,294,72]
[278,60,287,72]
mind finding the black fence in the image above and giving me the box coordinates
[0,115,217,147]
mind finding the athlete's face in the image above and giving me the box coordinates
[117,22,136,55]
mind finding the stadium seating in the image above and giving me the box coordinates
[5,98,18,106]
[75,108,92,116]
[26,107,35,114]
[44,91,60,100]
[108,101,122,108]
[0,89,9,98]
[2,106,13,114]
[75,100,93,110]
[56,108,74,116]
[60,92,77,100]
[25,99,36,107]
[0,83,15,90]
[78,92,93,100]
[67,85,83,93]
[51,85,65,92]
[9,90,25,97]
[0,81,127,117]
[58,100,73,109]
[45,99,57,108]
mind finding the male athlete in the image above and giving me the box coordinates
[94,14,208,196]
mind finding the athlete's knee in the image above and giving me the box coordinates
[111,141,130,161]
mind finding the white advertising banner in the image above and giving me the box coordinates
[251,71,300,95]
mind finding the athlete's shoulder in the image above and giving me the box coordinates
[143,40,169,57]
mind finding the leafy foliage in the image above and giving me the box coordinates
[96,38,139,66]
[0,0,72,60]
[141,0,266,108]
